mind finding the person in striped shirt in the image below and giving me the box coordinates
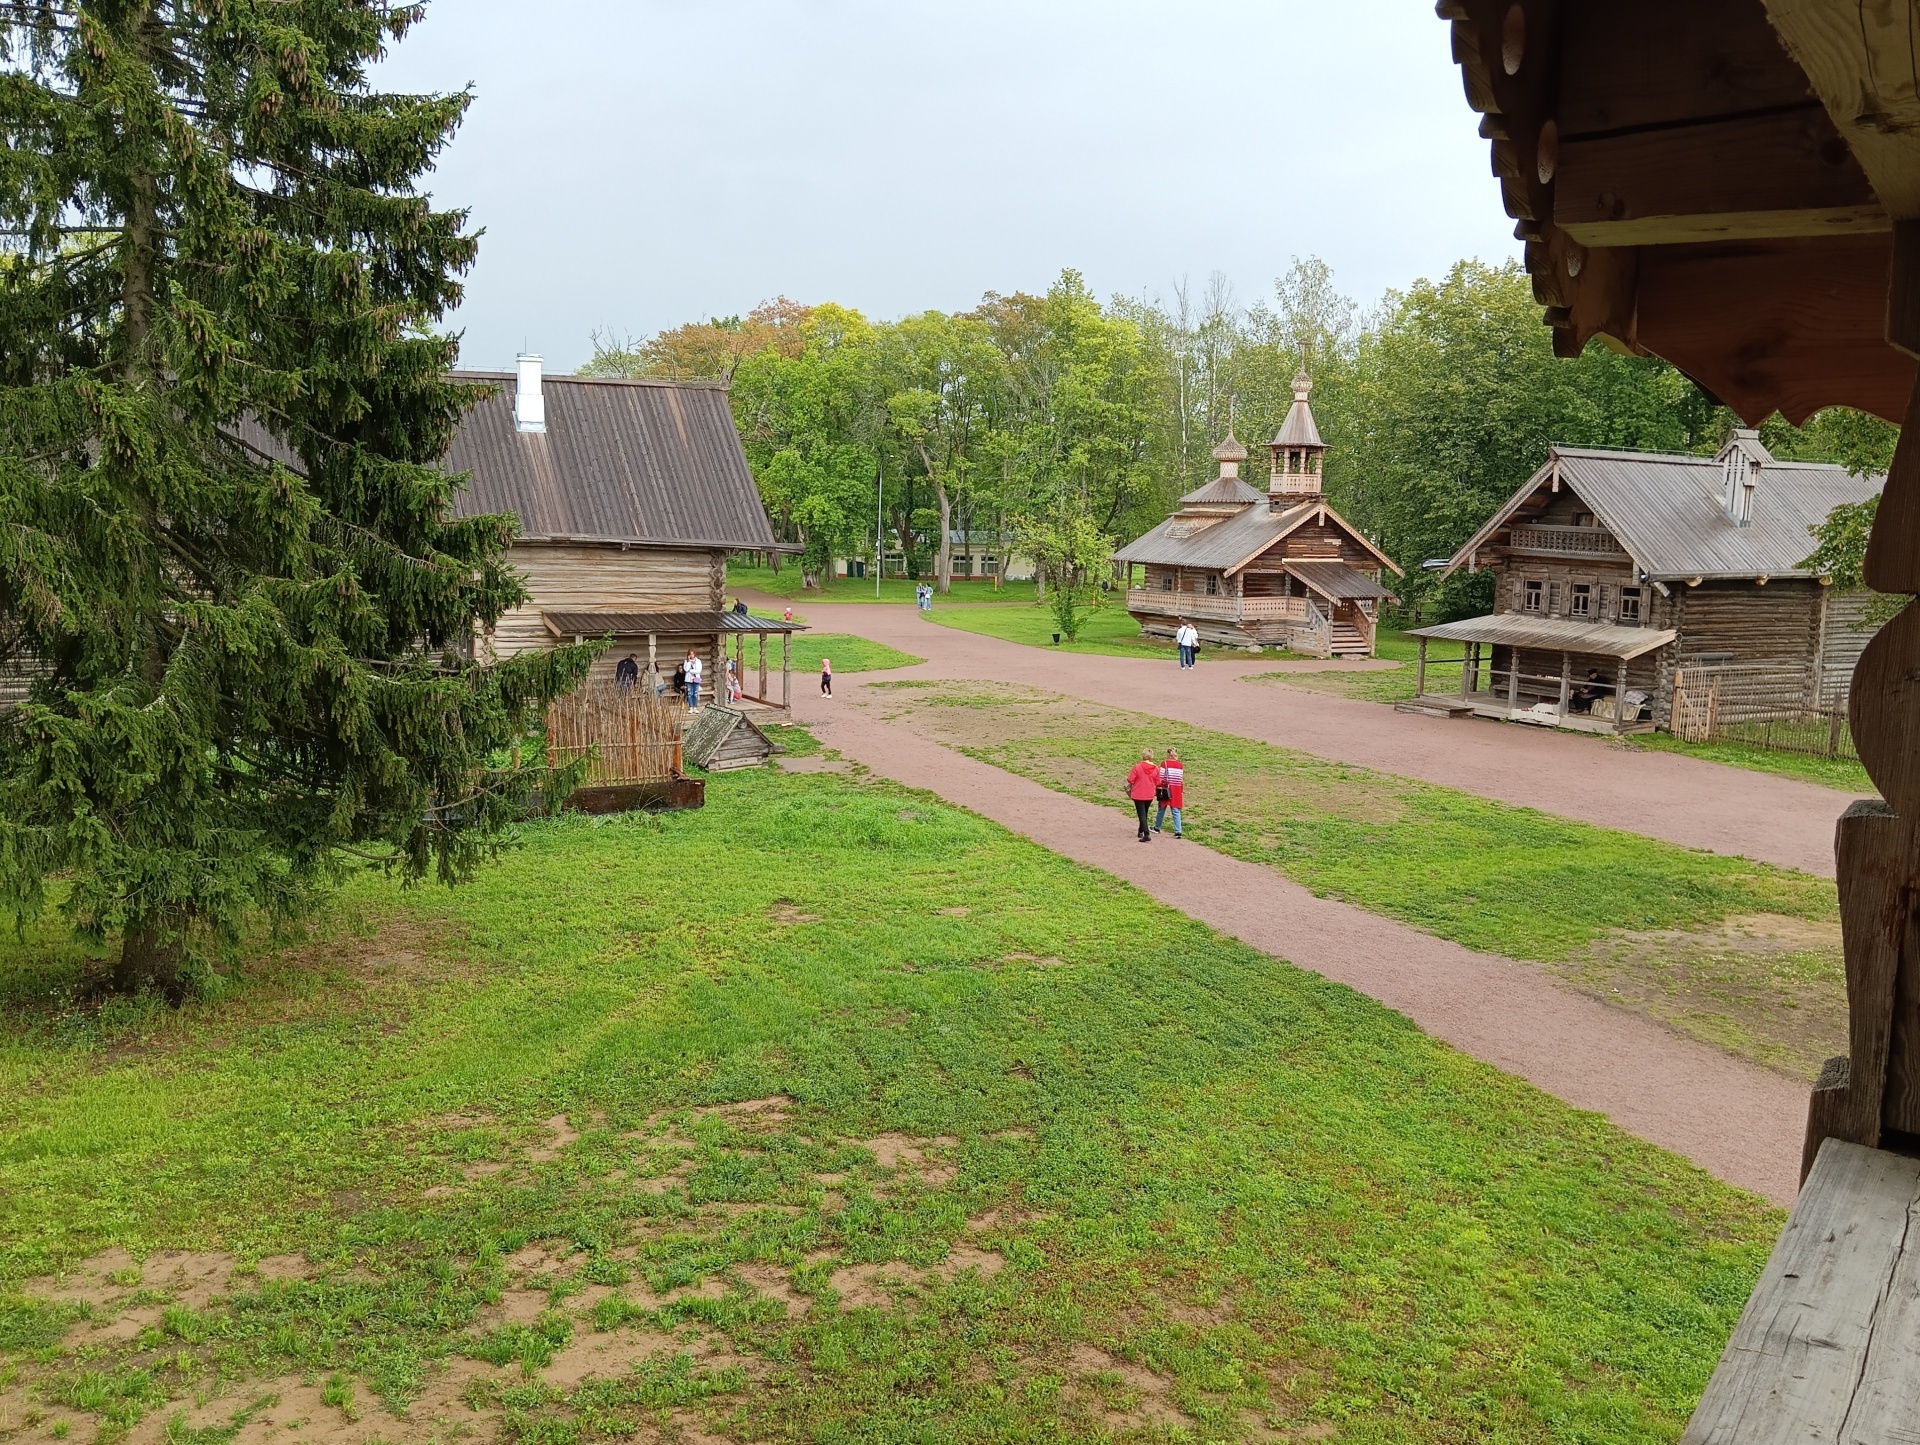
[1153,749,1184,838]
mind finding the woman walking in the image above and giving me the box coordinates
[1126,748,1160,842]
[1154,748,1184,838]
[820,656,833,697]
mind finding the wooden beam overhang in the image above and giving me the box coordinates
[1439,0,1918,421]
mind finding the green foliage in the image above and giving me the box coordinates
[0,0,593,993]
[0,769,1776,1440]
[1013,505,1113,641]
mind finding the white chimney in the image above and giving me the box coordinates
[514,353,546,434]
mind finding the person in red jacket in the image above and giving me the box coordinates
[1126,748,1160,842]
[1153,748,1184,838]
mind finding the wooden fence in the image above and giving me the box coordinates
[1671,661,1856,760]
[545,679,682,784]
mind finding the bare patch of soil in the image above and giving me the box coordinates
[695,1096,793,1130]
[827,1240,1004,1308]
[767,901,820,924]
[1065,1342,1189,1428]
[862,1132,961,1186]
[731,1263,810,1318]
[541,1326,682,1386]
[1562,911,1845,1079]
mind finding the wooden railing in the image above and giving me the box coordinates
[1509,524,1625,556]
[1125,589,1312,623]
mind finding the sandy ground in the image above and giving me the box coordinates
[787,675,1809,1206]
[781,597,1862,878]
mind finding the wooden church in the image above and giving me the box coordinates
[1114,374,1401,657]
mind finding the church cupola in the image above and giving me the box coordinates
[1270,370,1327,502]
[1212,431,1248,480]
[1716,427,1770,528]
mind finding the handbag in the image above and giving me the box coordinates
[1156,785,1171,803]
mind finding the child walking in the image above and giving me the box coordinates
[1154,749,1185,838]
[820,656,833,696]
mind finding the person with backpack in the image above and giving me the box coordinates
[1154,749,1185,838]
[1126,748,1160,842]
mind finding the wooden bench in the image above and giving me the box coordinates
[1682,1138,1920,1442]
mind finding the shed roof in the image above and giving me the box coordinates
[542,611,807,637]
[446,373,779,551]
[1409,614,1678,660]
[1284,559,1394,602]
[1447,446,1884,582]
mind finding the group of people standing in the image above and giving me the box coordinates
[915,583,935,611]
[1125,748,1186,841]
[612,647,711,709]
[1174,620,1200,669]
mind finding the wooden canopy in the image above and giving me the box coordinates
[1439,0,1919,424]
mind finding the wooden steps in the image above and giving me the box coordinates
[1395,695,1474,719]
[1329,623,1373,657]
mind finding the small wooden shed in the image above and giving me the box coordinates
[682,705,775,772]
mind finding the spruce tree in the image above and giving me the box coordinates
[0,1,591,996]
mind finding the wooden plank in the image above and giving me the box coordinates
[1562,205,1889,248]
[1555,108,1880,240]
[1682,1139,1920,1444]
[1831,800,1911,1148]
[1841,1166,1920,1439]
[1634,232,1917,425]
[1558,0,1823,135]
[1763,0,1920,217]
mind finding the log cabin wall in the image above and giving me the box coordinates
[1275,519,1379,568]
[487,542,726,685]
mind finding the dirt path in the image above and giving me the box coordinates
[792,686,1806,1205]
[784,597,1859,878]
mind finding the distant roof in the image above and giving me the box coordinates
[1448,446,1884,581]
[1271,371,1325,449]
[1285,559,1394,601]
[1409,614,1678,660]
[447,373,778,551]
[1116,498,1402,576]
[1177,474,1268,506]
[542,610,806,637]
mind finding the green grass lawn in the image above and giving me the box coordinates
[1627,732,1873,794]
[774,633,923,676]
[726,563,1024,607]
[867,682,1842,1077]
[921,599,1204,660]
[0,763,1777,1444]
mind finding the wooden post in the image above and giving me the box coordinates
[1460,642,1472,699]
[1614,657,1629,733]
[782,631,791,712]
[758,633,768,701]
[1558,653,1571,719]
[1415,637,1427,697]
[1506,645,1521,713]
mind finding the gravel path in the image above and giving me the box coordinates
[796,686,1806,1205]
[787,598,1859,878]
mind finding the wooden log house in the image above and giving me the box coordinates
[1114,374,1402,657]
[449,356,803,721]
[1433,0,1920,1435]
[1403,432,1884,733]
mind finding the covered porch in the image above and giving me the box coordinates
[1403,614,1676,735]
[542,609,808,723]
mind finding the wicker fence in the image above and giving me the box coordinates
[1670,660,1855,760]
[545,679,683,784]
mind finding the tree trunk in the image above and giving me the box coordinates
[933,479,952,593]
[115,919,185,1002]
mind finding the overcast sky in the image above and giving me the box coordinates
[375,1,1515,373]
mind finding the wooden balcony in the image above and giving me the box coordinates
[1508,523,1626,557]
[1125,589,1313,623]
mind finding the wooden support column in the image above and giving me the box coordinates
[758,633,768,701]
[1460,642,1473,700]
[1558,653,1572,719]
[1614,657,1629,733]
[1802,227,1920,1181]
[1415,638,1427,697]
[1507,646,1521,713]
[782,632,791,712]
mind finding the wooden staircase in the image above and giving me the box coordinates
[1329,622,1372,657]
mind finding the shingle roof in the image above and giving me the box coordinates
[542,611,806,637]
[1114,502,1304,569]
[1449,445,1884,581]
[447,373,778,550]
[1177,475,1268,506]
[1409,614,1678,659]
[1272,398,1324,449]
[1285,559,1394,601]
